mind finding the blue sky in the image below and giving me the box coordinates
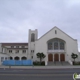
[0,0,80,51]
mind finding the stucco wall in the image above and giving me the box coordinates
[34,27,78,62]
[7,49,28,60]
[0,53,9,65]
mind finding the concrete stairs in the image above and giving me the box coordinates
[61,61,71,66]
[48,61,71,66]
[48,62,56,66]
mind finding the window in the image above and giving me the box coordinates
[55,30,57,34]
[22,46,25,48]
[11,46,14,48]
[15,50,19,53]
[48,42,53,50]
[1,57,4,62]
[31,50,34,53]
[31,50,32,53]
[9,50,12,53]
[31,33,35,42]
[54,42,58,50]
[22,50,26,53]
[60,42,64,50]
[5,57,7,60]
[31,56,33,59]
[16,46,19,48]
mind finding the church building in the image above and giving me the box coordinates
[0,26,79,65]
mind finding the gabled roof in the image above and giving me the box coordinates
[38,26,76,41]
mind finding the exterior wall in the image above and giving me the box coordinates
[0,53,9,65]
[34,27,78,64]
[7,49,28,60]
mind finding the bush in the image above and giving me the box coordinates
[33,61,45,66]
[73,61,80,65]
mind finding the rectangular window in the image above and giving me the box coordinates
[1,57,4,62]
[31,50,34,53]
[15,50,19,53]
[31,56,33,59]
[22,50,26,53]
[16,46,19,48]
[9,50,12,53]
[33,50,34,53]
[22,46,25,48]
[48,43,53,50]
[5,57,7,60]
[11,46,14,48]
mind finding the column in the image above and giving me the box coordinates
[59,53,60,61]
[53,54,54,62]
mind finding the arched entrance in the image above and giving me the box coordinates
[21,57,27,60]
[60,54,65,61]
[48,54,53,61]
[14,56,19,60]
[54,54,59,61]
[10,57,13,60]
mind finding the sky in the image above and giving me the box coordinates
[0,0,80,51]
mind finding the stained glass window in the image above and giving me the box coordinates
[60,42,64,50]
[54,42,58,49]
[54,42,58,50]
[48,42,53,50]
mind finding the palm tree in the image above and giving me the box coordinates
[36,52,46,63]
[71,53,78,62]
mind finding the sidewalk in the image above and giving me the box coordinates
[0,65,80,69]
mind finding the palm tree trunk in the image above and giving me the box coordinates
[40,58,42,65]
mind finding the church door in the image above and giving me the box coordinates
[60,54,65,61]
[54,54,59,61]
[48,54,53,61]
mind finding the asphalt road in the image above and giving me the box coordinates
[0,68,80,80]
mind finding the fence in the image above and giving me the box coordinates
[2,60,33,66]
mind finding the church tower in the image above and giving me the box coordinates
[28,29,38,60]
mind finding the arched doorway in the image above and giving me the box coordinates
[54,54,59,61]
[60,54,65,61]
[21,57,27,60]
[10,57,13,60]
[14,56,19,60]
[48,54,53,61]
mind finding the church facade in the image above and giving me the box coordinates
[0,26,79,65]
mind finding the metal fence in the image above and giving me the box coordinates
[2,60,33,66]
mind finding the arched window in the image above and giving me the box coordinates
[55,30,57,34]
[10,57,13,60]
[60,42,64,50]
[31,33,35,42]
[21,57,27,60]
[54,42,58,50]
[48,42,53,50]
[14,56,20,60]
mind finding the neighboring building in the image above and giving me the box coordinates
[2,43,28,61]
[0,26,79,65]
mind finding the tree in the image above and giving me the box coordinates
[71,53,78,62]
[36,52,46,63]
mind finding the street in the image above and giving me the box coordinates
[0,68,79,80]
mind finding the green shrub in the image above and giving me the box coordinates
[73,61,80,65]
[33,61,45,66]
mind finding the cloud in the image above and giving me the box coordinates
[0,0,80,51]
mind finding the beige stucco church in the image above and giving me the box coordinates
[0,26,79,65]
